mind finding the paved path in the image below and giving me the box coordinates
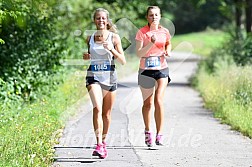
[53,52,252,167]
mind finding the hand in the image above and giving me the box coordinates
[83,53,90,60]
[164,50,171,57]
[151,34,157,44]
[102,41,113,51]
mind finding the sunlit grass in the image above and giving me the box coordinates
[172,29,228,56]
[195,63,252,138]
[0,71,87,166]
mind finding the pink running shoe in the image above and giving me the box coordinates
[102,141,108,158]
[144,131,153,147]
[155,134,164,145]
[92,143,106,159]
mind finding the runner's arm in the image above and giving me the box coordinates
[164,40,172,57]
[110,34,126,65]
[83,36,91,60]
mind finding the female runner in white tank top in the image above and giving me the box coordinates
[83,8,126,159]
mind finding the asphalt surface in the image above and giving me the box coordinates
[53,52,252,167]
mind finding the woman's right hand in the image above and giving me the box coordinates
[151,34,157,43]
[83,53,90,60]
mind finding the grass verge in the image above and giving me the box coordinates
[195,64,252,138]
[0,70,86,167]
[172,29,227,57]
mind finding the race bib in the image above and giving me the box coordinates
[90,59,111,72]
[145,57,161,68]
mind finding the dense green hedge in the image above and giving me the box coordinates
[0,0,67,104]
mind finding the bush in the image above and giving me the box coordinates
[0,0,67,103]
[203,31,252,74]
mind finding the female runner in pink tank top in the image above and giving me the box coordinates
[135,6,172,147]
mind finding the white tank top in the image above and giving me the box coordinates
[87,32,117,86]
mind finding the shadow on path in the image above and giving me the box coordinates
[118,81,191,88]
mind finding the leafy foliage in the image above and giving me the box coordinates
[204,30,252,74]
[0,0,67,103]
[171,1,229,34]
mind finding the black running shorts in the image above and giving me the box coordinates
[138,68,171,89]
[86,76,117,92]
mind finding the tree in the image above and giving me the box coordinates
[245,0,252,33]
[234,0,243,32]
[170,1,229,34]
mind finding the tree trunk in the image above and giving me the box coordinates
[234,0,243,30]
[245,0,252,33]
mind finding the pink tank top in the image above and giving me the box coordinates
[135,25,171,70]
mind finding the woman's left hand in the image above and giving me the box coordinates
[164,50,171,57]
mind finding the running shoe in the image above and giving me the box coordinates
[145,131,153,147]
[155,134,164,145]
[92,143,106,159]
[102,141,108,158]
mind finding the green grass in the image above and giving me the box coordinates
[195,59,252,138]
[172,29,228,57]
[0,71,87,167]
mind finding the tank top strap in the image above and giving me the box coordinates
[108,32,115,59]
[106,32,113,43]
[89,33,95,45]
